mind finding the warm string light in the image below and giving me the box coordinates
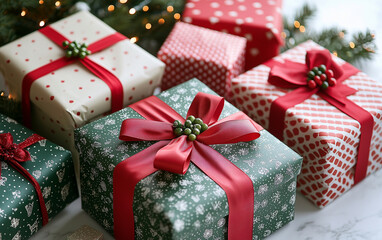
[145,23,152,30]
[130,37,138,43]
[174,13,181,20]
[349,41,355,49]
[299,25,305,32]
[167,6,174,13]
[108,5,115,12]
[39,0,44,4]
[332,51,338,57]
[20,10,26,16]
[339,31,345,38]
[119,0,128,3]
[39,20,45,27]
[0,92,4,97]
[281,31,287,39]
[55,1,61,7]
[129,8,136,14]
[294,20,300,28]
[142,6,149,12]
[158,18,165,24]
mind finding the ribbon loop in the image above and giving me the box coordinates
[187,92,224,125]
[154,136,193,174]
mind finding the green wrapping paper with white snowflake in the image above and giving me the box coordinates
[0,113,78,240]
[75,79,302,239]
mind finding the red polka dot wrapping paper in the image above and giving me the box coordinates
[158,22,246,99]
[182,0,283,70]
[0,11,165,177]
[231,41,382,208]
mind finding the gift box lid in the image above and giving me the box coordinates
[0,10,165,130]
[0,113,78,239]
[75,78,302,238]
[158,22,246,69]
[182,0,283,45]
[231,40,382,189]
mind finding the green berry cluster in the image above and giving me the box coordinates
[306,64,337,90]
[62,40,91,59]
[173,116,209,141]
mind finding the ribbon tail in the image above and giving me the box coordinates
[191,141,254,240]
[18,134,45,149]
[113,140,170,240]
[9,161,49,225]
[269,87,317,140]
[319,94,374,184]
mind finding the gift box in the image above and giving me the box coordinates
[182,0,283,70]
[74,79,302,239]
[0,113,78,239]
[231,40,382,207]
[157,22,246,98]
[0,11,165,177]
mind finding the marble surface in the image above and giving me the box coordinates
[31,0,382,239]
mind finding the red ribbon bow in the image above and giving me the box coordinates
[22,25,127,127]
[114,92,263,239]
[266,49,374,184]
[0,133,49,225]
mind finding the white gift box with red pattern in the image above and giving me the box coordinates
[231,41,382,207]
[157,22,246,99]
[0,11,165,175]
[182,0,283,70]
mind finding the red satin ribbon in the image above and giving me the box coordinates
[114,92,263,240]
[264,49,374,184]
[0,133,49,225]
[22,25,127,127]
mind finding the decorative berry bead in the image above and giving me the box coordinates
[187,115,196,123]
[193,128,200,135]
[307,71,315,79]
[321,81,329,90]
[194,118,203,125]
[326,69,334,78]
[314,75,322,86]
[188,134,197,141]
[65,50,73,58]
[318,64,326,73]
[194,124,202,130]
[173,120,182,128]
[184,128,192,135]
[62,41,69,47]
[185,120,192,128]
[312,67,320,75]
[201,123,208,132]
[73,48,80,57]
[308,80,317,89]
[174,127,183,136]
[320,73,327,81]
[328,78,337,86]
[316,70,322,76]
[69,42,76,50]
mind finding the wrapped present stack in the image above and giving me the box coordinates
[182,0,283,70]
[0,11,165,177]
[231,40,382,207]
[74,79,302,239]
[157,22,246,98]
[0,113,78,239]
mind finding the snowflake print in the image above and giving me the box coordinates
[194,220,201,228]
[205,213,214,224]
[217,218,225,228]
[258,224,264,230]
[42,187,51,198]
[276,221,283,229]
[153,203,164,213]
[10,218,20,228]
[281,204,288,211]
[173,219,184,232]
[274,174,284,185]
[258,184,268,194]
[174,200,188,211]
[0,176,7,186]
[0,208,5,217]
[152,189,163,199]
[238,148,249,156]
[195,184,205,191]
[272,192,281,203]
[12,190,21,199]
[204,229,213,239]
[105,119,115,125]
[196,205,205,215]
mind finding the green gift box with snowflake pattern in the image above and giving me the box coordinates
[75,79,303,240]
[0,114,78,240]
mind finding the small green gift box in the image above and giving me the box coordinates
[75,79,302,239]
[0,113,78,239]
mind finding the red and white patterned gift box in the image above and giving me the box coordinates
[231,41,382,207]
[0,11,165,176]
[158,22,246,98]
[182,0,283,70]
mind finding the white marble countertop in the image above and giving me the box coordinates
[31,1,382,239]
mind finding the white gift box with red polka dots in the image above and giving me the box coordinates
[0,11,165,175]
[158,22,246,99]
[231,41,382,208]
[182,0,283,70]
